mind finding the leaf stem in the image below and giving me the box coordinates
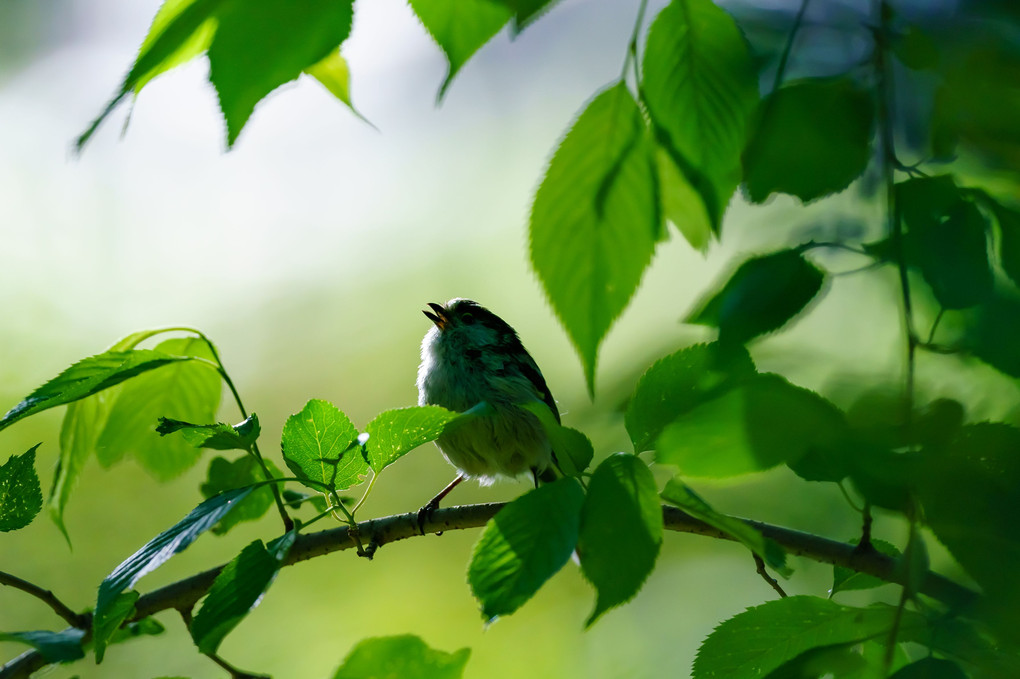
[0,570,86,629]
[620,0,650,86]
[772,0,812,92]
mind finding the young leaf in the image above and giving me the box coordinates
[93,590,139,663]
[662,477,788,576]
[625,343,755,453]
[156,413,260,451]
[656,374,847,477]
[333,635,471,679]
[468,478,584,622]
[743,77,874,203]
[50,395,112,542]
[208,0,355,145]
[577,454,663,626]
[686,249,826,344]
[95,337,221,480]
[831,539,900,596]
[191,531,296,654]
[0,629,86,663]
[0,445,43,532]
[642,0,759,230]
[656,145,713,251]
[364,405,459,474]
[408,0,511,101]
[529,82,659,395]
[0,349,192,433]
[94,486,255,641]
[303,50,368,123]
[199,456,279,535]
[282,399,363,491]
[520,401,594,476]
[693,597,923,679]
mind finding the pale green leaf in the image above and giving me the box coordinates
[657,144,712,251]
[364,405,460,474]
[282,399,364,491]
[333,635,471,679]
[156,413,260,451]
[134,0,218,93]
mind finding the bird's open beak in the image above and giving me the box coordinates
[423,302,448,330]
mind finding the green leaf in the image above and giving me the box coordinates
[977,194,1020,289]
[191,531,296,654]
[0,445,42,532]
[408,0,511,100]
[0,629,86,663]
[625,343,755,453]
[0,349,193,433]
[468,478,584,622]
[94,486,255,647]
[106,615,166,647]
[966,292,1020,378]
[333,635,471,679]
[93,590,139,663]
[208,0,354,146]
[199,456,279,535]
[693,597,923,679]
[907,198,993,309]
[529,81,659,395]
[831,539,900,596]
[743,77,874,203]
[364,405,460,474]
[281,399,364,492]
[95,337,221,480]
[662,477,788,576]
[519,401,593,477]
[642,0,758,231]
[156,414,260,451]
[577,454,662,626]
[889,658,967,679]
[657,145,712,251]
[51,395,112,542]
[304,49,367,122]
[686,249,826,344]
[656,374,847,477]
[494,0,558,33]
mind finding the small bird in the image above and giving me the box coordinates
[416,298,559,524]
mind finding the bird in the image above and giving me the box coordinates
[416,298,559,527]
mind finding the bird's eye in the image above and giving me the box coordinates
[461,312,475,324]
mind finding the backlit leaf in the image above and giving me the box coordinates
[333,635,471,679]
[199,456,279,535]
[364,405,460,474]
[282,399,363,491]
[0,445,42,532]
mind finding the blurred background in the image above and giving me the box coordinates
[1,0,1018,677]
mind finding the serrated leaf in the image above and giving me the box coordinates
[333,635,471,679]
[93,590,139,663]
[831,538,900,596]
[156,414,260,451]
[743,77,874,203]
[662,477,788,576]
[208,0,354,146]
[520,401,593,476]
[642,0,759,230]
[657,144,712,250]
[281,399,362,492]
[495,0,558,33]
[94,486,255,647]
[0,349,193,433]
[364,405,460,474]
[686,249,826,344]
[529,81,659,395]
[0,629,86,663]
[95,337,221,480]
[191,531,295,654]
[693,597,924,679]
[200,456,279,535]
[655,374,847,477]
[577,454,662,625]
[0,445,42,532]
[468,478,584,622]
[304,49,367,123]
[408,0,511,100]
[625,343,755,453]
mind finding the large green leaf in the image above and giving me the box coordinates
[520,401,593,477]
[364,405,460,474]
[966,292,1020,378]
[333,635,471,679]
[657,145,713,251]
[94,337,221,480]
[625,343,755,453]
[0,629,86,663]
[468,478,584,622]
[0,445,42,532]
[743,77,874,203]
[693,597,923,679]
[577,454,662,626]
[94,486,255,648]
[408,0,511,100]
[662,478,788,575]
[190,531,296,654]
[199,456,280,535]
[0,349,193,433]
[686,249,826,344]
[281,399,363,491]
[655,374,847,477]
[208,0,354,145]
[529,82,659,395]
[642,0,759,230]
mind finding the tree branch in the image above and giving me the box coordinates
[0,503,979,679]
[0,570,87,629]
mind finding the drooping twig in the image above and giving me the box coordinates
[752,554,788,598]
[0,570,86,629]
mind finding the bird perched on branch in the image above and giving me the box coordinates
[416,298,559,524]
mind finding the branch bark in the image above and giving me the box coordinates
[0,502,979,679]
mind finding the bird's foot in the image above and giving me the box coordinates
[416,498,440,536]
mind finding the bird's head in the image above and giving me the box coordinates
[422,298,517,350]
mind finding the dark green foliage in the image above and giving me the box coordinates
[0,630,85,663]
[156,414,260,451]
[0,445,42,532]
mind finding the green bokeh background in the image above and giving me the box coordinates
[1,0,1015,677]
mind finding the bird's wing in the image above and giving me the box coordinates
[519,354,560,424]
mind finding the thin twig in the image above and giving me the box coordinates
[752,554,787,598]
[0,570,86,629]
[772,0,812,92]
